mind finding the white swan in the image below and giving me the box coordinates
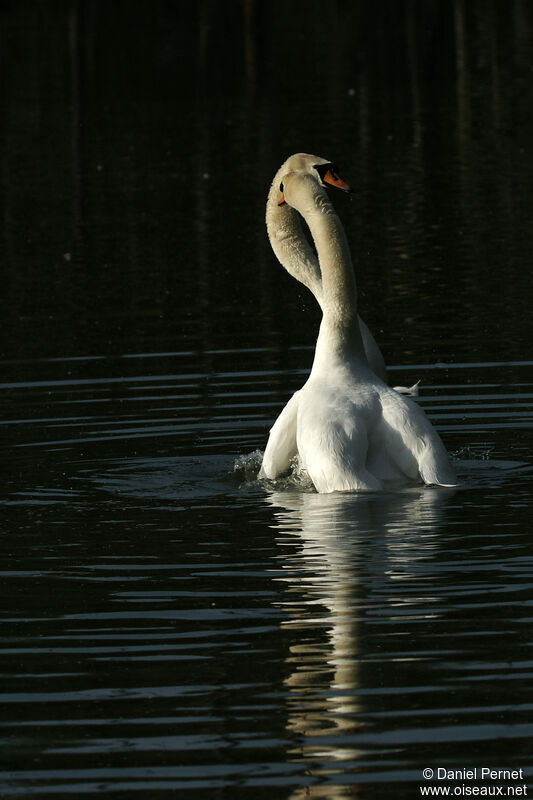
[259,153,456,492]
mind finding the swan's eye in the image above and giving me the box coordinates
[279,182,284,192]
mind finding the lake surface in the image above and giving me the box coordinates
[1,2,533,798]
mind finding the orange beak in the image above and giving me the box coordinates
[323,169,352,192]
[278,195,286,206]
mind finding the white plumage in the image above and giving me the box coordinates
[259,153,456,492]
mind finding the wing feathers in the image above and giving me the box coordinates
[259,391,300,479]
[380,391,456,487]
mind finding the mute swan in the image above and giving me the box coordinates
[259,153,456,492]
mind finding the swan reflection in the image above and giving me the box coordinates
[266,487,451,796]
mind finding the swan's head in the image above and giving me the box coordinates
[275,153,352,207]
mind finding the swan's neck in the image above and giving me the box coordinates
[304,192,366,366]
[266,173,323,305]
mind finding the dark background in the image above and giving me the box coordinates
[2,0,532,370]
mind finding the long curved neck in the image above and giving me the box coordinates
[266,171,323,306]
[301,187,366,364]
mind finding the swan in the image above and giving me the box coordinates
[259,153,456,492]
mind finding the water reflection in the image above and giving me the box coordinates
[267,487,452,795]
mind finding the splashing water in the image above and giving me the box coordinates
[234,451,316,492]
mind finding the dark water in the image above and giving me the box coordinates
[1,2,533,798]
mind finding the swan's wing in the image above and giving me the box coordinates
[358,316,387,383]
[259,391,300,479]
[379,390,457,487]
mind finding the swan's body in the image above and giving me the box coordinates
[259,153,456,493]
